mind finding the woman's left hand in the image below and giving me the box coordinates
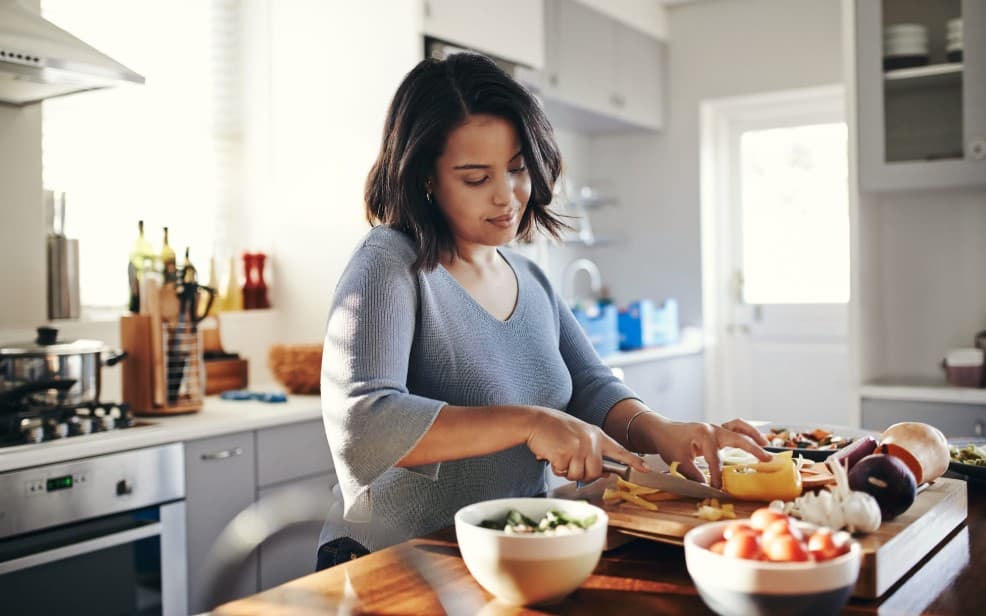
[640,417,771,489]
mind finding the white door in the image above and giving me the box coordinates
[701,86,852,427]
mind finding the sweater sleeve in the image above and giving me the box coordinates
[321,245,447,523]
[557,293,640,428]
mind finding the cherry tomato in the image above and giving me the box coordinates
[808,529,847,561]
[750,508,787,531]
[709,540,727,555]
[761,518,803,544]
[760,520,791,548]
[724,532,762,560]
[763,533,809,562]
[723,521,755,540]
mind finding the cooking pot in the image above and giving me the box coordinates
[0,327,127,407]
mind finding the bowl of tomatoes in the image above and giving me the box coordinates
[683,507,861,616]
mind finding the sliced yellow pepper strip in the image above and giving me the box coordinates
[721,450,803,501]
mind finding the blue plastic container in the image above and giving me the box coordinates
[572,303,620,357]
[618,299,680,350]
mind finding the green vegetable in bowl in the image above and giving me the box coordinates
[950,444,986,466]
[480,509,598,535]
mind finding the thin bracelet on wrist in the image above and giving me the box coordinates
[625,409,653,452]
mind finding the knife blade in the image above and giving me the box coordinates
[602,457,731,500]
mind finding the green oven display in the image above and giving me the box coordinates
[46,475,73,492]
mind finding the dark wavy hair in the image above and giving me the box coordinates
[365,53,568,272]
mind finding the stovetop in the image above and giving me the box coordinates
[0,399,155,449]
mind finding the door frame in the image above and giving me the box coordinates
[699,84,849,426]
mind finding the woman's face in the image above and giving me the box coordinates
[430,114,531,251]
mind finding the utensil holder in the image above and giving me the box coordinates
[121,314,204,415]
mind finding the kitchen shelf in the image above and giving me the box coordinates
[860,377,986,405]
[884,63,963,92]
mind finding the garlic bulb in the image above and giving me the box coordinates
[828,455,881,533]
[776,457,881,534]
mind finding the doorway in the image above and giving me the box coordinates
[700,85,852,427]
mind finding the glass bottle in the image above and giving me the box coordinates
[129,220,155,312]
[221,256,243,311]
[160,226,177,283]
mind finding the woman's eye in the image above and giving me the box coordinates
[509,166,527,175]
[464,176,488,186]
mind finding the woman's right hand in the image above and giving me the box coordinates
[525,406,650,482]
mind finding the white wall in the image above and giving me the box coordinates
[587,0,844,327]
[260,0,422,345]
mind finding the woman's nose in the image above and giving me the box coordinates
[493,172,520,206]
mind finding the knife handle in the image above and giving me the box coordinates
[601,458,630,479]
[574,458,631,489]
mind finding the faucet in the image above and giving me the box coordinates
[563,258,602,307]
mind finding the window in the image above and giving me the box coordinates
[739,123,850,305]
[41,0,242,309]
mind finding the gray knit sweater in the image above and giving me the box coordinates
[319,226,637,551]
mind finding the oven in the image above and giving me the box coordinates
[0,444,186,615]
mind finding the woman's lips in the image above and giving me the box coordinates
[487,212,517,228]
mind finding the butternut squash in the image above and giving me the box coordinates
[878,422,950,484]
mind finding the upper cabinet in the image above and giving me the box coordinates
[855,0,986,191]
[542,0,665,132]
[422,0,545,69]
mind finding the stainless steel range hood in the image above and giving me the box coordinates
[0,0,144,106]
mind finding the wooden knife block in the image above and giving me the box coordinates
[121,314,204,415]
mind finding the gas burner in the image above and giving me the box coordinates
[0,400,150,448]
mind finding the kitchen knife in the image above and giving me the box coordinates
[602,457,731,500]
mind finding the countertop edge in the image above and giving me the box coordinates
[601,330,704,368]
[0,393,322,473]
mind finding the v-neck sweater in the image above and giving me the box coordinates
[319,225,637,551]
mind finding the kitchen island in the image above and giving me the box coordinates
[215,477,984,615]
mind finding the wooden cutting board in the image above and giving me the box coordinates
[553,476,968,599]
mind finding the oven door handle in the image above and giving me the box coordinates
[0,521,162,575]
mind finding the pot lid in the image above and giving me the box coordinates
[0,326,110,356]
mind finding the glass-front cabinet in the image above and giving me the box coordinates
[855,0,986,191]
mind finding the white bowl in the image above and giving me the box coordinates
[684,520,861,616]
[454,497,607,606]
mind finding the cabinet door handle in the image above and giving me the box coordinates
[975,421,983,437]
[201,447,243,461]
[969,138,986,161]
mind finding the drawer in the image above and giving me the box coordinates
[861,398,986,437]
[256,419,333,487]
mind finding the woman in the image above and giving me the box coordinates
[317,53,769,569]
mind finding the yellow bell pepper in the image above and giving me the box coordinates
[722,451,803,501]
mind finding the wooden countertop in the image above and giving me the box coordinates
[216,478,984,615]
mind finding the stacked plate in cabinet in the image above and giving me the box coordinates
[883,23,928,70]
[947,18,963,63]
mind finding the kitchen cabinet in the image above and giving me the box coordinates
[422,0,545,69]
[855,0,986,190]
[861,398,986,437]
[257,473,336,589]
[541,0,665,132]
[256,419,334,487]
[184,419,337,611]
[255,420,337,590]
[185,431,259,615]
[618,354,704,422]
